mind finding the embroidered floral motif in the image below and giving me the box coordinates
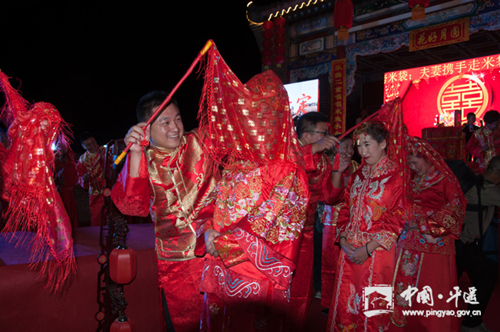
[214,164,306,244]
[401,250,419,276]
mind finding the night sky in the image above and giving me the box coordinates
[1,1,262,153]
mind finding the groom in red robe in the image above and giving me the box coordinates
[111,92,219,332]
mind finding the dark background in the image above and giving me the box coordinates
[1,1,262,153]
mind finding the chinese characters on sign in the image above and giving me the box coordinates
[384,54,500,87]
[383,53,500,118]
[409,18,469,52]
[438,74,489,120]
[331,58,346,135]
[363,285,482,318]
[400,285,479,308]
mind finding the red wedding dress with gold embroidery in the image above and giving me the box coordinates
[389,136,465,332]
[327,99,408,332]
[196,43,309,332]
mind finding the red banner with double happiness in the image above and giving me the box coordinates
[331,58,346,135]
[409,18,469,52]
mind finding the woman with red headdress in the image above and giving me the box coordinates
[389,136,465,331]
[327,118,406,331]
[197,45,309,332]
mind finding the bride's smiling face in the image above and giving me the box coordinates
[357,133,387,166]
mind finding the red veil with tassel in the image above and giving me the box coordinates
[0,71,75,291]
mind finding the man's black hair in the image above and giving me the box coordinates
[136,91,179,123]
[80,131,94,144]
[466,112,476,120]
[296,112,328,139]
[483,110,500,124]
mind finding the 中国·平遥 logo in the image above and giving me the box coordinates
[363,285,394,317]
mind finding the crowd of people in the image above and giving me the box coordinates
[1,54,499,331]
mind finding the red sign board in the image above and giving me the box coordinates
[331,58,346,135]
[409,18,469,52]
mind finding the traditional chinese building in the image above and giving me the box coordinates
[246,0,500,134]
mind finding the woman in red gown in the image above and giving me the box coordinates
[327,121,406,331]
[389,136,465,331]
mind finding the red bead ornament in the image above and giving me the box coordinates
[334,0,353,41]
[109,247,137,284]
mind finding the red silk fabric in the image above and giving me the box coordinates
[197,43,309,331]
[0,71,75,291]
[198,43,304,170]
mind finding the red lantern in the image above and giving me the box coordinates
[262,39,273,49]
[274,26,286,36]
[274,45,285,55]
[109,247,137,284]
[274,16,286,27]
[274,35,285,45]
[110,316,133,332]
[263,30,273,39]
[261,48,272,57]
[274,55,285,64]
[334,0,353,41]
[408,0,430,21]
[263,20,274,30]
[261,57,272,66]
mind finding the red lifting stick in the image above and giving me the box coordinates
[114,40,213,166]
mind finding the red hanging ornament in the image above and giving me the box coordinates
[273,16,286,66]
[274,26,286,36]
[262,39,273,49]
[261,57,273,66]
[263,30,274,39]
[408,0,429,21]
[274,54,285,65]
[274,16,286,27]
[261,20,274,68]
[274,45,286,55]
[110,316,134,332]
[274,35,285,45]
[263,20,274,30]
[109,247,137,284]
[261,48,273,57]
[334,0,353,41]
